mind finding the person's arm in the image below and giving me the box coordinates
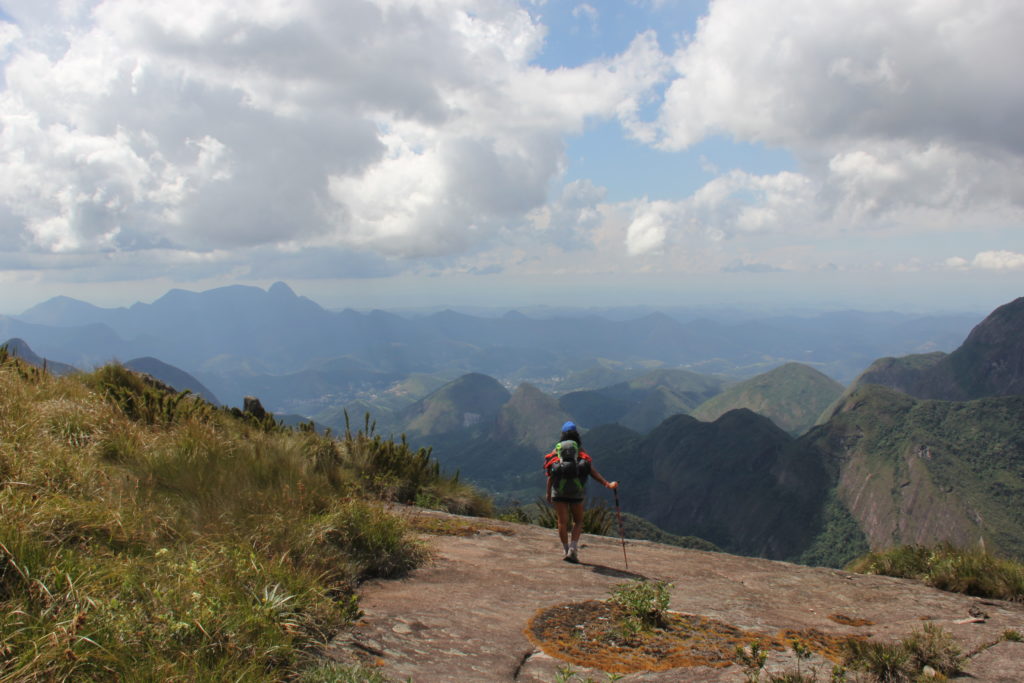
[589,464,618,489]
[544,453,554,502]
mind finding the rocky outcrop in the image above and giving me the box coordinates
[243,395,268,420]
[326,507,1024,682]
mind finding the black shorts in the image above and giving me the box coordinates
[552,496,584,504]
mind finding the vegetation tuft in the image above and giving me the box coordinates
[503,498,615,535]
[847,543,1024,601]
[0,354,489,680]
[843,623,963,682]
[608,580,672,633]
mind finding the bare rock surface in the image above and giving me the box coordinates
[326,508,1024,682]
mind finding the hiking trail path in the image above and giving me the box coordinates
[325,507,1024,682]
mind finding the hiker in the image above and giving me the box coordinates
[544,421,617,563]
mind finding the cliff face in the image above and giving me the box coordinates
[606,410,830,560]
[844,297,1024,402]
[806,384,1024,559]
[945,296,1024,399]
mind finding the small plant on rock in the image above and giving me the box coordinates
[609,579,672,630]
[551,664,623,683]
[844,638,911,682]
[736,642,768,682]
[902,623,963,678]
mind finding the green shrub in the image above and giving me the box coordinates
[609,580,672,630]
[903,623,963,677]
[312,500,427,581]
[847,543,1024,601]
[735,642,768,682]
[844,639,911,682]
[844,624,962,682]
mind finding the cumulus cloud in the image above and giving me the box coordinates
[948,250,1024,271]
[639,0,1024,248]
[0,0,671,272]
[624,170,817,255]
[3,0,1023,290]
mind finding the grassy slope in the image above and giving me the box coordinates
[403,373,510,437]
[0,352,489,681]
[692,362,844,435]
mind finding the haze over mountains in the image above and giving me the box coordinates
[2,281,978,413]
[6,283,1024,569]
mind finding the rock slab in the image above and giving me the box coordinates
[327,508,1024,682]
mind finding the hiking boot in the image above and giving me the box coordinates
[566,547,579,563]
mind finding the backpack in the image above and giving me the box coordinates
[548,440,590,499]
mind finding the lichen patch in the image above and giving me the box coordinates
[526,600,864,674]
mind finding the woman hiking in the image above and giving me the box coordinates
[544,421,617,563]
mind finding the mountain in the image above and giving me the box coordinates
[841,297,1024,402]
[0,317,134,369]
[494,383,571,453]
[123,357,221,405]
[402,373,511,437]
[1,338,78,375]
[548,360,652,394]
[604,410,830,560]
[692,362,844,435]
[558,368,725,433]
[804,384,1024,561]
[14,284,980,391]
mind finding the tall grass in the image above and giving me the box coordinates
[0,354,488,680]
[844,623,963,682]
[847,543,1024,601]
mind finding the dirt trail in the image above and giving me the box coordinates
[326,508,1024,682]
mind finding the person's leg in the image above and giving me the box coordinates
[569,502,584,545]
[567,501,585,561]
[554,501,570,551]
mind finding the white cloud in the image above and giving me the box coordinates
[624,169,818,255]
[970,251,1024,271]
[944,256,969,270]
[646,0,1024,241]
[2,0,1023,290]
[0,0,672,269]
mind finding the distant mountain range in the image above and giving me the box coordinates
[1,282,979,414]
[837,297,1024,403]
[7,283,1023,568]
[359,297,1024,567]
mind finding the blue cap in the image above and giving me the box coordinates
[561,421,577,432]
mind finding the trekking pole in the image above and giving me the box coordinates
[613,487,629,570]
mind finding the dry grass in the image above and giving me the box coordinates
[0,353,489,681]
[525,598,864,675]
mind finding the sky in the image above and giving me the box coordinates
[1,0,1023,315]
